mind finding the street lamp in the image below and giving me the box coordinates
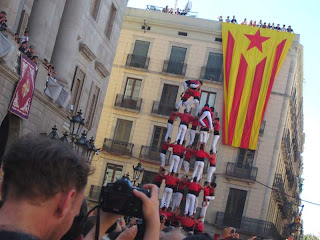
[132,162,144,186]
[48,125,59,139]
[68,110,85,142]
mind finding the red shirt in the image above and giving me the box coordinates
[177,179,188,190]
[176,112,194,124]
[161,142,170,151]
[191,118,199,128]
[195,221,204,232]
[188,88,201,98]
[169,112,176,121]
[200,106,211,115]
[164,175,179,186]
[210,187,215,196]
[208,154,216,166]
[154,174,164,183]
[203,187,211,197]
[170,144,187,156]
[188,182,202,192]
[195,150,210,160]
[183,89,193,100]
[180,217,196,228]
[184,149,196,161]
[214,120,221,131]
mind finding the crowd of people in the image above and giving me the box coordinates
[162,6,188,15]
[218,15,294,32]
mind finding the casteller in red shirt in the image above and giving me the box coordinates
[180,216,196,228]
[208,154,216,166]
[170,144,187,156]
[164,174,179,187]
[187,181,202,192]
[195,221,204,232]
[214,118,220,131]
[184,148,196,162]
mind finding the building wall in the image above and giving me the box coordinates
[87,8,304,238]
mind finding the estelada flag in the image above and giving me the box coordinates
[222,23,295,150]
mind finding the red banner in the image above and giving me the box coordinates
[9,54,36,119]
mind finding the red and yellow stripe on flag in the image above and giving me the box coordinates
[222,23,295,150]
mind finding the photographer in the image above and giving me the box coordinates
[0,11,7,31]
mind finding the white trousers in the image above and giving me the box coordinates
[185,99,200,115]
[183,160,190,174]
[171,192,183,210]
[178,157,184,173]
[176,124,188,144]
[185,193,196,215]
[161,187,173,208]
[160,153,166,167]
[212,135,220,153]
[175,99,189,111]
[200,196,215,221]
[200,131,209,143]
[194,196,199,214]
[169,155,180,173]
[165,122,173,141]
[188,129,196,146]
[206,166,216,182]
[192,161,204,181]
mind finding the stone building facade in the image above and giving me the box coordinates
[87,8,304,239]
[0,0,127,161]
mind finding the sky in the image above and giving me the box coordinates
[128,0,320,235]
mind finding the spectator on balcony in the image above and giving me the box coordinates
[183,145,196,175]
[165,112,177,141]
[199,183,215,223]
[18,41,28,55]
[192,144,211,182]
[262,22,267,28]
[160,137,172,169]
[248,20,253,26]
[281,24,286,31]
[175,110,195,145]
[0,11,7,32]
[175,8,180,15]
[184,178,202,216]
[26,45,35,59]
[199,105,213,144]
[206,151,216,183]
[225,16,230,23]
[162,5,169,13]
[188,117,199,147]
[218,16,223,22]
[160,172,180,208]
[211,118,220,153]
[287,25,294,33]
[252,20,257,27]
[14,33,20,44]
[230,15,237,24]
[31,56,39,70]
[169,142,187,173]
[241,18,247,25]
[20,30,29,43]
[257,20,262,27]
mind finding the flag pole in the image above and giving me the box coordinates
[174,0,178,12]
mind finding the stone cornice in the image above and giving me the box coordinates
[79,42,97,62]
[95,61,110,78]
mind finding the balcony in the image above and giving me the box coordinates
[140,145,172,164]
[44,77,71,109]
[215,212,282,240]
[273,174,284,203]
[114,94,142,111]
[225,162,258,182]
[151,101,175,117]
[126,54,150,69]
[102,138,134,156]
[87,185,101,202]
[162,60,187,76]
[200,66,223,82]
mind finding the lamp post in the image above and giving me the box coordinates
[132,162,144,186]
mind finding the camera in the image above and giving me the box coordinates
[100,176,150,219]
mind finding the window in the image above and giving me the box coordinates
[105,3,117,39]
[141,171,157,185]
[224,188,247,228]
[199,91,216,110]
[178,31,188,36]
[114,119,133,142]
[124,78,142,99]
[90,0,101,20]
[158,84,178,115]
[236,148,255,168]
[103,163,123,186]
[151,126,166,151]
[130,40,150,68]
[204,52,223,81]
[85,84,100,129]
[70,67,85,113]
[167,46,187,75]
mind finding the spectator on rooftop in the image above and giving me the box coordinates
[257,20,262,27]
[230,15,237,24]
[18,41,28,55]
[14,33,20,44]
[262,22,267,28]
[225,16,230,23]
[0,11,7,31]
[162,5,168,13]
[270,23,275,29]
[276,24,281,30]
[20,30,29,43]
[168,8,173,14]
[181,10,186,15]
[267,23,271,29]
[287,25,294,33]
[26,45,35,59]
[241,18,247,25]
[281,24,286,31]
[218,16,223,22]
[175,8,180,15]
[248,20,253,26]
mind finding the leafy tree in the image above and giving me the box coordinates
[303,234,320,240]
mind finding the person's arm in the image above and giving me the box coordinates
[133,184,160,240]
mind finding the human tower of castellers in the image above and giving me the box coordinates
[153,80,220,232]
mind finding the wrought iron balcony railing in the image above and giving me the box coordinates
[114,94,142,111]
[225,162,258,181]
[200,66,223,82]
[140,145,172,164]
[88,185,101,202]
[151,101,175,116]
[102,138,134,156]
[162,60,187,76]
[126,54,150,69]
[215,212,282,240]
